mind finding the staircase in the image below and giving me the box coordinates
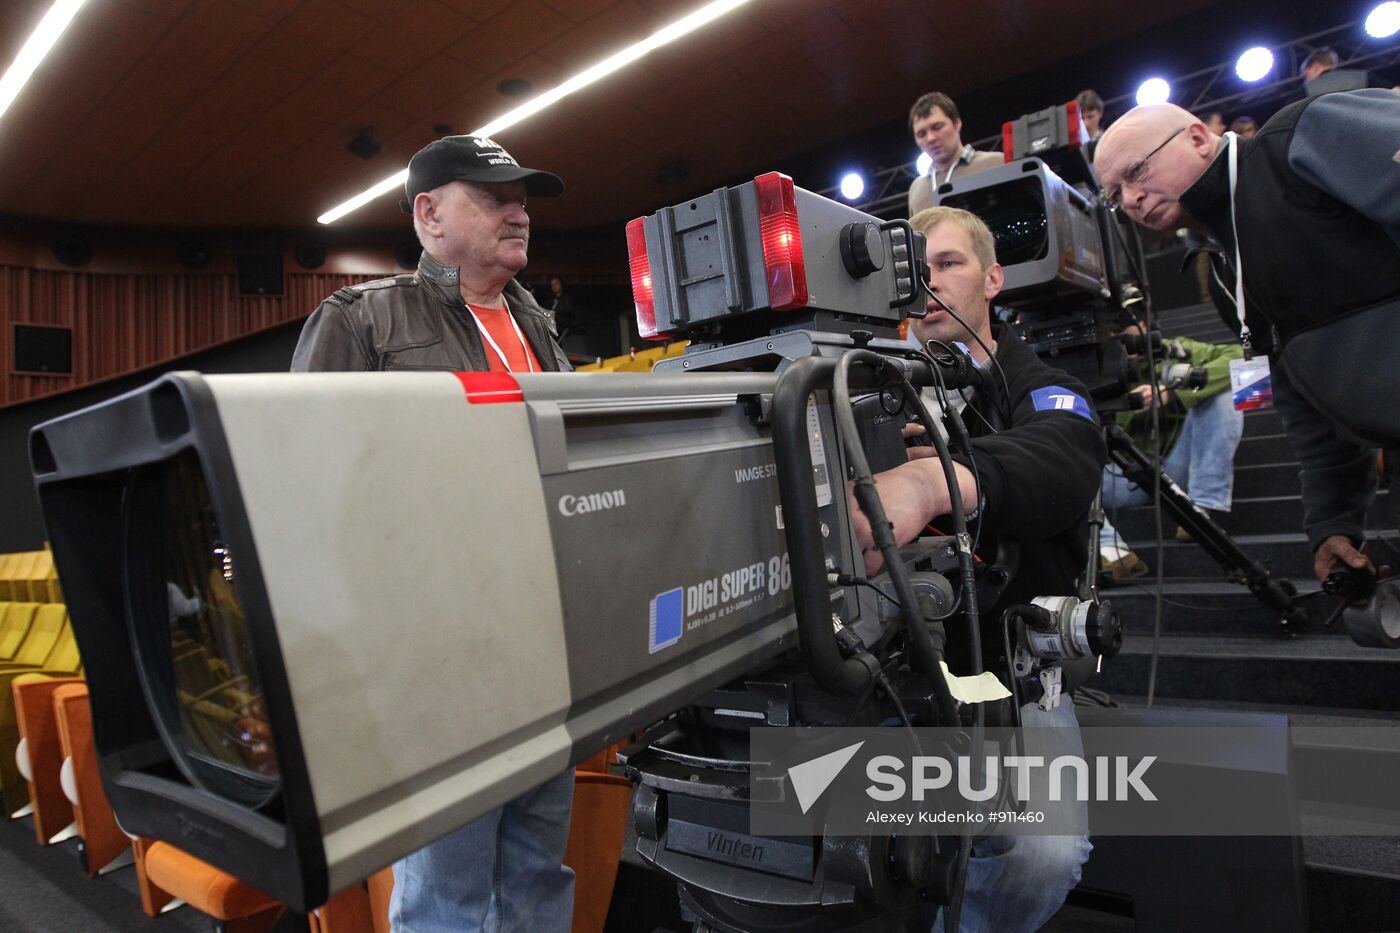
[1093,301,1400,932]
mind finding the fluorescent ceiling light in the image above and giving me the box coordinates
[319,0,751,224]
[0,0,89,124]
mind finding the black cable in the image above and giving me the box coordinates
[1136,265,1168,709]
[834,349,983,933]
[912,340,987,560]
[918,277,1015,428]
[873,671,925,758]
[832,350,961,726]
[832,573,903,609]
[1000,607,1023,726]
[1115,580,1278,611]
[893,349,986,933]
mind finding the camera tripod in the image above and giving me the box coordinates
[1100,422,1310,637]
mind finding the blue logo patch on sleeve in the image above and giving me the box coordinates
[649,587,684,654]
[1030,386,1095,422]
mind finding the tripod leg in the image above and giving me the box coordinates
[1103,424,1309,636]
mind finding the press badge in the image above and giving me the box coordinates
[1229,356,1273,411]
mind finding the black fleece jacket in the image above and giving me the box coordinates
[940,327,1107,681]
[956,328,1106,609]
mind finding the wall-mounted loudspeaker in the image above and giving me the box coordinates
[395,242,422,270]
[294,241,327,270]
[177,240,213,269]
[52,236,92,267]
[13,324,73,374]
[237,253,285,296]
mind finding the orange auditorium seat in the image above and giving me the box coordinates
[564,769,633,933]
[52,682,130,875]
[143,841,284,933]
[11,674,84,841]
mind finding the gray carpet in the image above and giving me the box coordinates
[0,811,208,932]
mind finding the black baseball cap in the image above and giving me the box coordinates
[400,135,564,212]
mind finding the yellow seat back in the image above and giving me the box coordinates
[11,604,66,667]
[0,553,16,600]
[41,621,81,674]
[0,603,41,660]
[25,550,57,603]
[2,553,37,602]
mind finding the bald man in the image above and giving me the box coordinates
[1095,90,1400,584]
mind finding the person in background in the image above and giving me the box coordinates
[906,91,1002,217]
[1229,115,1258,139]
[1099,330,1245,579]
[1301,47,1339,84]
[1094,93,1400,584]
[1077,89,1106,160]
[293,134,575,932]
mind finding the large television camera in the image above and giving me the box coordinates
[28,172,1120,927]
[935,104,1142,408]
[939,104,1311,638]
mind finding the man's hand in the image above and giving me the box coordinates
[1130,383,1173,408]
[1314,534,1372,584]
[900,422,940,461]
[851,459,977,574]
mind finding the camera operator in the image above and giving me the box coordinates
[1100,330,1244,578]
[292,135,575,932]
[853,206,1105,933]
[1094,91,1400,584]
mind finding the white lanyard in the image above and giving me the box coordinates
[465,303,535,373]
[941,146,968,187]
[1223,131,1253,355]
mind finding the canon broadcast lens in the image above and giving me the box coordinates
[124,449,280,810]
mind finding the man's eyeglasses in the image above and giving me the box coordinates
[1103,125,1188,212]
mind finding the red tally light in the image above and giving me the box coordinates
[1001,121,1015,162]
[626,217,665,340]
[753,172,808,311]
[1065,100,1084,148]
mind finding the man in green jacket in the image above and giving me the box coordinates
[1101,335,1244,577]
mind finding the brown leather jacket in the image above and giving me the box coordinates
[291,251,570,373]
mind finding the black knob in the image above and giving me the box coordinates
[1087,601,1123,658]
[840,221,886,278]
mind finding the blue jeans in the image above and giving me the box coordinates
[390,769,576,932]
[1102,392,1243,552]
[933,699,1093,933]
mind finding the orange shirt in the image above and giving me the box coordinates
[467,304,541,373]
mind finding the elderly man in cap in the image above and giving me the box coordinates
[1094,90,1400,584]
[293,136,574,931]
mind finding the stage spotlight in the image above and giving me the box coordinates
[1135,77,1171,105]
[1366,2,1400,38]
[839,172,865,201]
[1235,46,1274,81]
[915,151,933,177]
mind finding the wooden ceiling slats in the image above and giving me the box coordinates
[0,0,1221,231]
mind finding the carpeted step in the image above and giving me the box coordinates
[1235,432,1297,467]
[1100,578,1328,635]
[1092,633,1400,712]
[1109,489,1393,540]
[1100,695,1400,930]
[1242,408,1282,437]
[1232,462,1302,498]
[1106,532,1316,579]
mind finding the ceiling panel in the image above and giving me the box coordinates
[0,0,1225,231]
